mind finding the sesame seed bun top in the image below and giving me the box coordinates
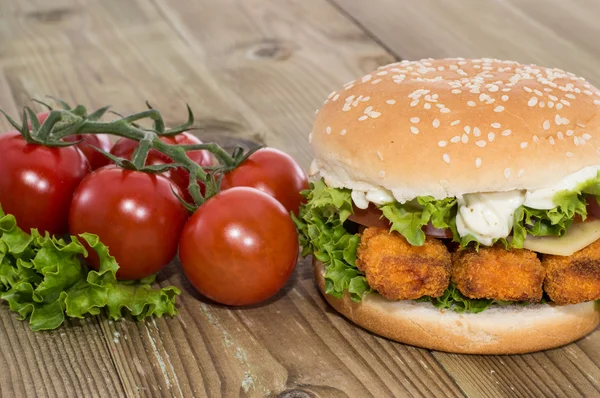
[310,58,600,201]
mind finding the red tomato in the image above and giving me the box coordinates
[220,148,308,215]
[63,134,112,170]
[69,166,189,280]
[0,131,90,235]
[587,195,600,220]
[111,132,214,202]
[34,111,112,170]
[179,187,298,306]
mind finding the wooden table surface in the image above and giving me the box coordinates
[1,1,600,397]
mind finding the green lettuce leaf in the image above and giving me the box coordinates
[293,180,369,301]
[379,196,457,246]
[0,204,179,331]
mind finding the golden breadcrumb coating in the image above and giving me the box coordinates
[452,245,545,302]
[543,239,600,305]
[356,227,451,300]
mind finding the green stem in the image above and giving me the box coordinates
[178,144,236,167]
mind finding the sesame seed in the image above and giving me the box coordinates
[473,127,481,137]
[534,89,543,96]
[424,103,432,109]
[594,100,600,105]
[502,129,512,136]
[556,103,563,110]
[502,95,509,101]
[491,123,501,128]
[475,158,482,168]
[539,102,546,108]
[315,109,319,115]
[494,106,505,112]
[370,111,381,118]
[560,99,571,106]
[410,126,419,134]
[308,133,313,143]
[342,105,351,112]
[361,74,372,83]
[378,171,386,178]
[479,93,487,102]
[450,120,460,126]
[583,133,592,140]
[450,136,461,143]
[577,123,586,128]
[332,94,339,101]
[443,154,451,164]
[410,100,419,107]
[361,96,371,102]
[561,117,569,124]
[549,136,555,145]
[377,151,384,161]
[524,86,533,93]
[371,79,382,85]
[517,169,525,178]
[543,120,550,130]
[548,95,558,101]
[520,142,528,149]
[386,99,396,105]
[476,140,486,147]
[557,131,564,139]
[327,91,336,99]
[344,84,354,90]
[410,117,420,123]
[438,140,448,147]
[325,126,331,134]
[533,135,540,143]
[433,119,440,128]
[566,130,574,136]
[339,129,347,136]
[376,71,388,76]
[489,85,499,92]
[440,108,451,113]
[555,114,562,125]
[358,115,368,121]
[528,97,538,107]
[462,134,469,143]
[566,152,574,158]
[464,126,471,134]
[566,93,576,99]
[452,89,462,94]
[574,136,580,146]
[504,168,512,179]
[467,101,476,107]
[488,132,495,141]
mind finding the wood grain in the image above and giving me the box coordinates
[2,0,600,396]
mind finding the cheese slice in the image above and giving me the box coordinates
[522,220,600,256]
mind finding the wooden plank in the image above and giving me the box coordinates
[0,311,124,397]
[328,0,600,86]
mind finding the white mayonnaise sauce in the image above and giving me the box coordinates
[524,166,600,209]
[347,166,600,245]
[455,191,525,246]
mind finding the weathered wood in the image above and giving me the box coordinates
[328,0,600,86]
[2,0,600,396]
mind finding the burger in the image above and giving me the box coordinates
[293,58,600,354]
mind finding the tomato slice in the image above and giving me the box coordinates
[586,195,600,220]
[348,204,391,229]
[348,203,453,238]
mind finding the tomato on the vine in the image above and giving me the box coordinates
[0,131,90,235]
[69,166,189,280]
[179,187,298,306]
[35,111,113,170]
[63,134,112,170]
[111,132,214,202]
[220,148,308,215]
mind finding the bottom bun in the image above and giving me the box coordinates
[313,259,600,354]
